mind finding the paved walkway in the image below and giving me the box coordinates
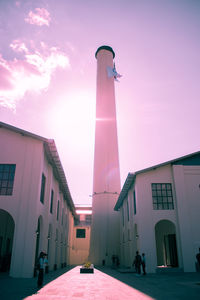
[0,266,200,300]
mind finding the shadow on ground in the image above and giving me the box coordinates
[97,267,200,300]
[0,266,200,300]
[0,266,74,300]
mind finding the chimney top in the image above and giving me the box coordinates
[95,45,115,59]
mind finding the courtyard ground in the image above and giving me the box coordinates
[0,266,200,300]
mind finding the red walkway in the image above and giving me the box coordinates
[24,266,153,300]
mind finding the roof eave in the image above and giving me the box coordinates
[114,173,136,211]
[44,140,76,217]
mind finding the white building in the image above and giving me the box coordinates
[114,152,200,273]
[0,121,76,278]
[69,205,92,265]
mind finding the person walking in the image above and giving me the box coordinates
[133,251,142,275]
[141,253,146,275]
[37,252,47,289]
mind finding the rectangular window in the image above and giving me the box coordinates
[128,229,131,241]
[61,208,64,225]
[0,164,16,195]
[85,214,92,225]
[151,183,174,210]
[50,190,54,214]
[76,228,86,238]
[57,200,60,220]
[135,224,138,238]
[133,190,136,215]
[40,173,46,204]
[127,200,129,221]
[122,207,124,226]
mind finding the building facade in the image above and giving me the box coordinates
[69,206,92,265]
[115,152,200,273]
[0,122,76,278]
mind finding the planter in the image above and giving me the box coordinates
[80,268,94,273]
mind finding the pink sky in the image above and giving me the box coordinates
[0,0,200,205]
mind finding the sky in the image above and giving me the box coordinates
[0,0,200,206]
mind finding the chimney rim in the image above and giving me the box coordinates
[95,45,115,59]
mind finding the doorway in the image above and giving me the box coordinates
[164,234,178,267]
[34,216,43,276]
[0,209,15,272]
[155,220,178,267]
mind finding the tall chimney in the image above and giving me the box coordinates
[89,46,121,266]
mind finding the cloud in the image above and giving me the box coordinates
[10,40,28,53]
[25,8,51,26]
[0,41,70,110]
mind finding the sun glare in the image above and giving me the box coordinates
[46,90,95,151]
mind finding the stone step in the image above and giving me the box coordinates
[156,266,183,273]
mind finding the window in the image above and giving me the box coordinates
[61,208,64,225]
[133,190,136,215]
[57,200,60,220]
[85,214,92,225]
[128,229,131,241]
[151,183,174,210]
[135,224,138,238]
[0,164,16,195]
[76,228,86,238]
[122,207,124,226]
[40,173,46,204]
[127,200,129,221]
[50,190,54,214]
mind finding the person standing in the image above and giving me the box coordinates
[141,253,146,275]
[196,248,200,271]
[133,251,142,275]
[37,252,46,289]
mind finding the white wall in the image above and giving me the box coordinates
[119,163,200,273]
[0,127,73,277]
[120,165,182,273]
[120,195,135,267]
[0,127,43,277]
[173,165,200,272]
[69,213,91,265]
[69,225,91,265]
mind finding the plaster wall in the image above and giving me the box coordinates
[120,165,182,273]
[0,127,72,277]
[69,225,91,265]
[173,165,200,271]
[120,194,135,267]
[0,127,43,277]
